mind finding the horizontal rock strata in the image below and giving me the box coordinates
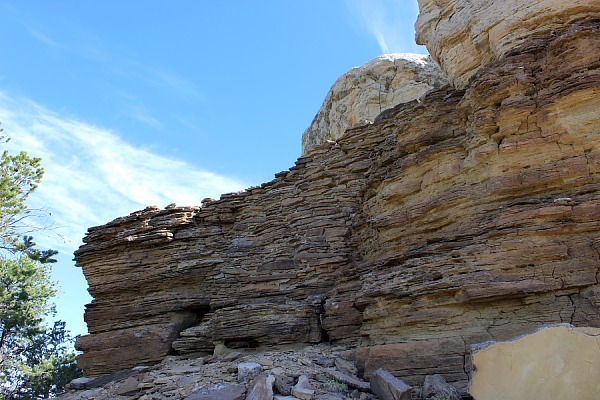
[333,17,600,389]
[75,18,600,392]
[415,0,600,87]
[75,144,367,374]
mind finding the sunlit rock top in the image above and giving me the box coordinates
[415,0,600,88]
[301,53,447,155]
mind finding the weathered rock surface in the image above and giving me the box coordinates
[422,375,459,400]
[60,345,379,400]
[369,369,412,400]
[325,369,370,392]
[246,373,275,400]
[469,325,600,400]
[173,303,323,355]
[415,0,600,88]
[184,384,246,400]
[74,9,600,398]
[292,375,315,400]
[237,362,262,383]
[301,53,446,154]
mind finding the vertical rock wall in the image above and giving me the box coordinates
[335,20,600,388]
[415,0,600,87]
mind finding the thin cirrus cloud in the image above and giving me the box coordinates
[17,13,205,114]
[79,40,206,105]
[120,102,164,130]
[0,92,248,253]
[344,0,424,54]
[24,24,59,48]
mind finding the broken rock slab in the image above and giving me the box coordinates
[333,357,357,377]
[369,368,412,400]
[246,372,275,400]
[274,375,294,396]
[469,325,600,400]
[238,362,263,383]
[246,373,275,400]
[422,374,459,400]
[68,368,143,390]
[183,383,246,400]
[325,369,370,392]
[292,375,315,400]
[114,376,142,396]
[67,377,94,390]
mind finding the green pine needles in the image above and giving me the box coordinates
[0,130,82,399]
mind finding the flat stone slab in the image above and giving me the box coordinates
[325,369,370,391]
[184,383,246,400]
[292,375,314,400]
[469,325,600,400]
[369,368,412,400]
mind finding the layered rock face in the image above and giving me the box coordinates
[301,54,446,154]
[346,19,600,387]
[76,127,370,375]
[75,13,600,394]
[415,0,600,87]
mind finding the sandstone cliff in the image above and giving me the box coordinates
[415,0,600,87]
[74,5,600,395]
[301,53,446,155]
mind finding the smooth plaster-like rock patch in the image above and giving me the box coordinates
[469,325,600,400]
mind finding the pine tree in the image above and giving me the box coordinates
[0,131,81,399]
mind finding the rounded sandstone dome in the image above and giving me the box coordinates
[301,53,447,155]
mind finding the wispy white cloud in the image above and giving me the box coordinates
[121,102,164,129]
[14,18,205,131]
[1,91,248,336]
[345,0,424,54]
[1,2,59,48]
[25,24,59,47]
[0,92,247,254]
[79,40,205,104]
[142,65,205,103]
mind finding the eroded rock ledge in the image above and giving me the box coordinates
[75,18,600,392]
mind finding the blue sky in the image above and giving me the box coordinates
[0,0,425,337]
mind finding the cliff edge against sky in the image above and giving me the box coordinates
[72,0,600,396]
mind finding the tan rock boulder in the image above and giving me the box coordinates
[415,0,600,88]
[301,53,447,154]
[469,325,600,400]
